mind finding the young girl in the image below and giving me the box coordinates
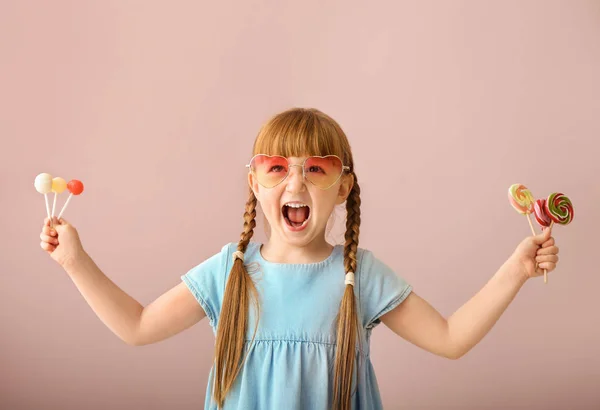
[39,107,559,410]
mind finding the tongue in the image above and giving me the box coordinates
[287,206,308,223]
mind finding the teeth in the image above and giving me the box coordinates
[285,203,308,208]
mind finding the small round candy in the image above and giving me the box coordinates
[52,177,67,193]
[508,184,534,215]
[533,198,551,227]
[34,173,53,194]
[544,193,573,225]
[67,179,84,195]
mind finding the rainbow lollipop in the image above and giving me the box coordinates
[34,173,53,224]
[508,184,536,236]
[57,179,84,220]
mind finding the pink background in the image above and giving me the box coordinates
[2,1,599,409]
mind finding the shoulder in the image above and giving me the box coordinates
[355,246,383,273]
[354,246,410,292]
[183,242,235,280]
[353,246,413,329]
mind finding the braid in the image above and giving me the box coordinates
[239,189,257,250]
[213,188,260,408]
[344,176,361,273]
[332,174,362,410]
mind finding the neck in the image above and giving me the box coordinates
[260,237,334,264]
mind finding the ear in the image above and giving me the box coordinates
[335,173,354,205]
[248,170,260,198]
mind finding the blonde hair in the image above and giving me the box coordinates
[212,107,362,410]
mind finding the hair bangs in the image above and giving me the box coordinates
[252,108,345,159]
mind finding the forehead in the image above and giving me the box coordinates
[254,154,312,161]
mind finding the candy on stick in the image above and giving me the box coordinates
[543,192,573,283]
[533,199,552,228]
[51,177,67,220]
[34,173,53,226]
[533,198,554,283]
[544,193,574,227]
[57,179,84,220]
[508,184,536,236]
[508,183,553,283]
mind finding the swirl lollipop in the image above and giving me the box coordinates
[51,177,67,221]
[533,199,552,228]
[542,193,573,284]
[545,193,574,227]
[57,179,84,220]
[533,198,553,283]
[34,173,53,224]
[508,184,536,235]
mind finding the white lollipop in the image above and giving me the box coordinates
[34,173,53,223]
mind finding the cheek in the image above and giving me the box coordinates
[257,193,283,217]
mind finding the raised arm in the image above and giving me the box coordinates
[381,229,558,360]
[64,254,206,346]
[381,260,527,360]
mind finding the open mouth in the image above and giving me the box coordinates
[282,204,311,228]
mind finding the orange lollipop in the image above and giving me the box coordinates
[57,179,84,220]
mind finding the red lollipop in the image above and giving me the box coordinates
[533,199,552,228]
[57,179,84,219]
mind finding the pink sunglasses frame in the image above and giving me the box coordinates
[246,154,351,190]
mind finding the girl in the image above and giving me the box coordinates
[39,108,559,410]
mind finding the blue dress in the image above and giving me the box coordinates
[181,242,412,409]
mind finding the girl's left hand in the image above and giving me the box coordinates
[510,225,560,280]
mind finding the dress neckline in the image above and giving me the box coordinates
[254,242,342,268]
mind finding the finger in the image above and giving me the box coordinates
[537,245,559,255]
[536,254,559,264]
[44,217,50,227]
[40,241,56,252]
[537,261,556,272]
[541,238,555,248]
[42,225,57,237]
[40,232,58,245]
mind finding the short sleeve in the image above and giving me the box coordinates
[181,242,232,330]
[357,248,413,330]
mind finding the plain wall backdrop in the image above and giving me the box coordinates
[1,0,599,409]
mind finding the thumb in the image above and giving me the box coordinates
[533,225,552,245]
[53,217,70,228]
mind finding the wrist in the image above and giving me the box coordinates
[504,256,530,285]
[62,249,91,275]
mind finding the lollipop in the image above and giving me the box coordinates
[57,179,84,220]
[533,197,553,283]
[545,193,574,226]
[508,183,552,284]
[34,173,53,223]
[51,177,67,220]
[508,184,536,236]
[533,199,552,228]
[540,192,573,283]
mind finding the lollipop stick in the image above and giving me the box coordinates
[57,193,73,220]
[526,213,548,284]
[44,193,51,219]
[540,221,555,284]
[52,192,57,218]
[44,193,53,229]
[525,213,536,236]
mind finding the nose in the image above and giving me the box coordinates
[285,164,306,193]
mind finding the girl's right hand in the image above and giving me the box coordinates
[40,217,85,268]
